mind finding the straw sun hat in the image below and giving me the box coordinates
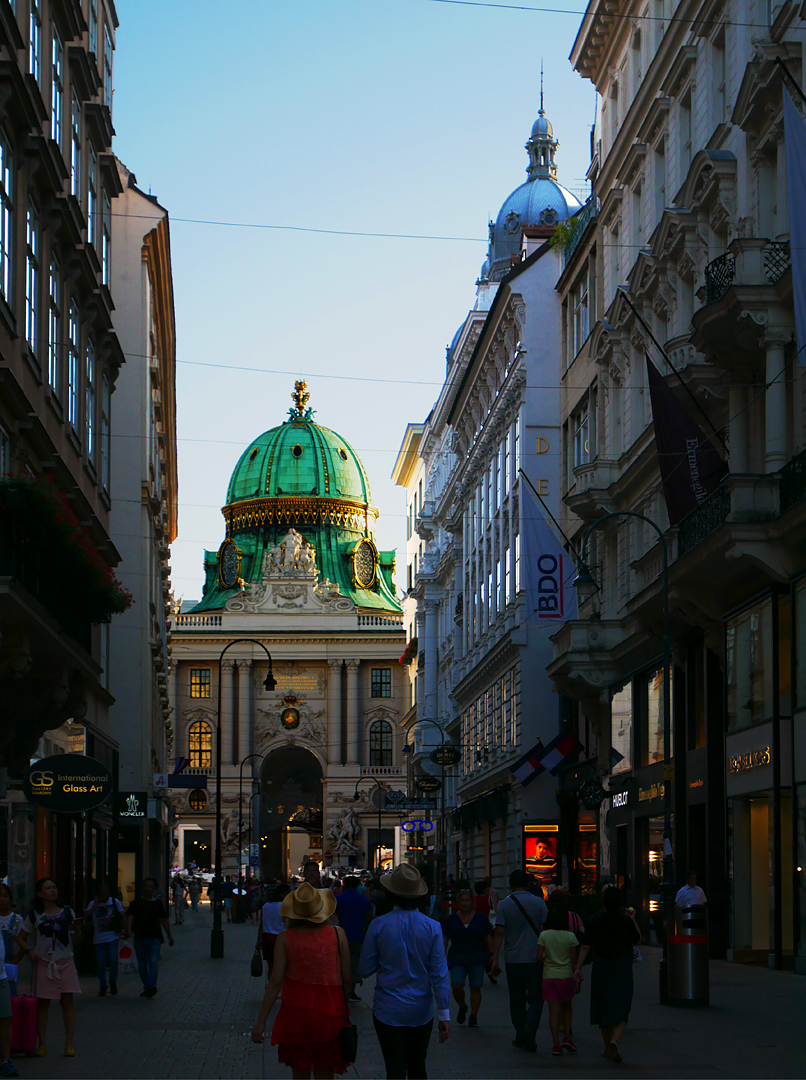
[279,882,337,923]
[380,863,428,898]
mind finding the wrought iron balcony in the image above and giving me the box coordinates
[677,484,731,557]
[704,252,735,304]
[564,195,598,266]
[703,240,790,305]
[780,446,806,514]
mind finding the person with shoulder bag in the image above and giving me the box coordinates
[251,882,352,1078]
[83,883,125,997]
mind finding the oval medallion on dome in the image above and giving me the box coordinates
[353,539,377,589]
[218,539,241,588]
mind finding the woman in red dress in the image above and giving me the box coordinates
[251,882,351,1079]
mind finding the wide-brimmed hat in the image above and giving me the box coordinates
[380,863,428,898]
[279,882,337,923]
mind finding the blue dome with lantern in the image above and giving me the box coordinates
[486,99,580,280]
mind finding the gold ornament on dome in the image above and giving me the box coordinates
[292,380,310,417]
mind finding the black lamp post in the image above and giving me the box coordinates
[212,640,276,959]
[574,511,673,1003]
[353,777,384,874]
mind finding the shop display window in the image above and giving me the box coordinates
[611,684,632,773]
[642,667,673,765]
[795,579,806,711]
[797,784,806,958]
[523,823,559,887]
[577,817,598,894]
[726,599,773,731]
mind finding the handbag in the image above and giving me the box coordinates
[250,948,263,978]
[334,928,358,1063]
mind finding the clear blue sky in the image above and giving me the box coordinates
[113,0,596,601]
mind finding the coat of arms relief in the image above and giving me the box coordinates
[223,527,355,614]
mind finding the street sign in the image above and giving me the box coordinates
[153,773,206,789]
[250,856,258,868]
[415,776,442,792]
[324,850,333,867]
[430,746,461,766]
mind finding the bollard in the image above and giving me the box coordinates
[668,904,709,1006]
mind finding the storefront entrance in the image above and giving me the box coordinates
[730,793,793,963]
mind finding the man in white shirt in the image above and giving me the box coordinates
[675,871,707,908]
[490,869,548,1053]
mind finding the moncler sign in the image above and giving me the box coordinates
[114,791,147,819]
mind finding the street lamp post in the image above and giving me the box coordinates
[574,511,673,1003]
[402,718,447,888]
[212,640,277,960]
[238,752,266,889]
[353,777,384,874]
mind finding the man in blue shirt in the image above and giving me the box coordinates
[335,876,373,1000]
[359,864,450,1079]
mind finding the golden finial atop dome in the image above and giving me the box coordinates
[292,379,310,417]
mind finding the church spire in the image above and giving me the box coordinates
[525,78,559,183]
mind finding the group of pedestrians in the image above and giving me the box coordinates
[251,863,644,1079]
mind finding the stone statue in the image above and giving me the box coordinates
[327,808,360,854]
[221,808,245,852]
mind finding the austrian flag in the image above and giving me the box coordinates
[510,732,582,787]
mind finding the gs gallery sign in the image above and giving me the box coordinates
[23,755,113,814]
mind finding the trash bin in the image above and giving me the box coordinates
[668,904,709,1006]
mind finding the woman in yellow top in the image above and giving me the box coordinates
[536,903,579,1056]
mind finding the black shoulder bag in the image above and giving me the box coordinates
[334,928,358,1063]
[509,895,543,938]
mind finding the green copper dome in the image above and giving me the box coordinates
[226,417,372,506]
[190,381,400,616]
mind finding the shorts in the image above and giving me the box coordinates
[542,976,576,1003]
[0,980,10,1018]
[224,898,234,909]
[450,962,485,989]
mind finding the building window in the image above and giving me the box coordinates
[572,272,589,357]
[0,423,10,477]
[100,371,110,491]
[70,92,82,200]
[0,132,12,304]
[188,789,207,812]
[515,532,521,593]
[190,668,211,698]
[611,683,632,773]
[103,25,113,111]
[188,722,212,768]
[369,720,392,767]
[726,599,773,731]
[88,0,98,56]
[67,300,79,429]
[371,668,391,698]
[48,257,61,395]
[88,147,97,246]
[102,191,111,286]
[573,407,590,468]
[25,202,39,359]
[29,0,42,82]
[51,28,63,146]
[642,667,673,765]
[85,338,95,460]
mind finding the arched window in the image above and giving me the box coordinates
[369,720,392,767]
[188,721,212,769]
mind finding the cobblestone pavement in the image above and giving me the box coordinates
[13,904,806,1078]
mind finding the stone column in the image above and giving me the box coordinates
[729,384,748,473]
[327,660,343,766]
[220,659,235,768]
[764,331,789,473]
[238,659,252,767]
[345,660,361,766]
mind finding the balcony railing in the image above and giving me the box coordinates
[677,484,731,557]
[357,613,404,628]
[175,613,222,628]
[361,765,403,776]
[704,252,735,304]
[704,240,791,305]
[564,195,597,265]
[780,446,806,514]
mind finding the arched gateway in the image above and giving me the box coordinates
[169,383,407,879]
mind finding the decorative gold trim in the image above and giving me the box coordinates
[351,536,378,590]
[224,496,379,535]
[217,539,242,588]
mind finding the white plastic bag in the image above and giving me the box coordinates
[118,939,138,975]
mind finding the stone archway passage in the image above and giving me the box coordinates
[260,746,323,880]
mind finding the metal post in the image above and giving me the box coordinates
[212,641,276,960]
[353,777,383,875]
[577,511,673,1003]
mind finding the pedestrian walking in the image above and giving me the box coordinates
[221,875,236,922]
[443,889,492,1028]
[675,871,707,908]
[359,864,450,1079]
[489,869,548,1052]
[188,878,201,913]
[83,884,124,997]
[0,884,22,996]
[0,885,17,1078]
[573,885,642,1064]
[125,877,174,998]
[256,883,290,976]
[250,882,351,1078]
[335,877,373,1001]
[546,888,584,1043]
[537,901,580,1056]
[302,862,322,888]
[171,876,186,925]
[473,881,493,919]
[17,878,82,1058]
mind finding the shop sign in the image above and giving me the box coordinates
[415,776,442,792]
[689,779,704,790]
[728,746,770,773]
[23,755,112,813]
[402,819,434,832]
[611,790,629,809]
[430,746,461,767]
[638,783,665,803]
[115,792,147,819]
